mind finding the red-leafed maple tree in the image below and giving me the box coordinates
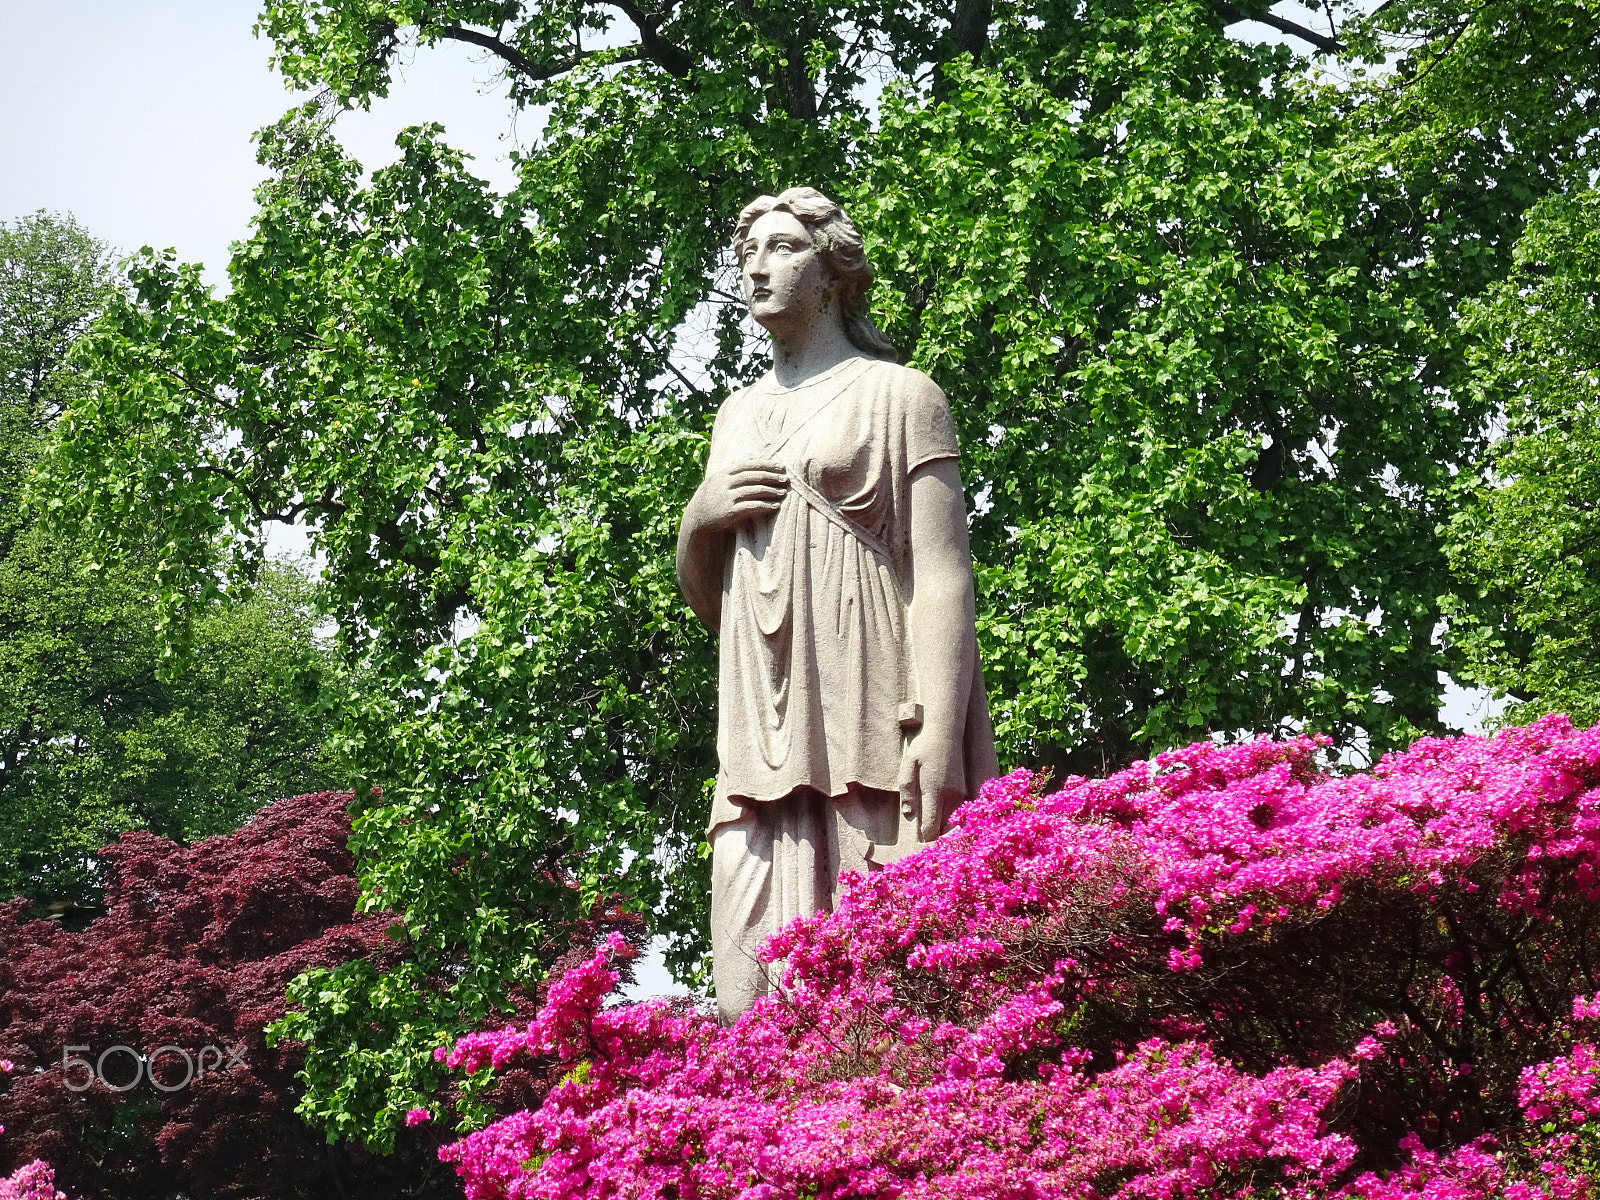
[0,790,453,1199]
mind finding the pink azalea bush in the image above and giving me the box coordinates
[0,1160,70,1200]
[435,716,1600,1198]
[0,1062,66,1200]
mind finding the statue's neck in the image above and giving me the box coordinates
[768,315,859,389]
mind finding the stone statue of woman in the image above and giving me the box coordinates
[677,187,997,1021]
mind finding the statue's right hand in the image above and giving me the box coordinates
[693,460,789,532]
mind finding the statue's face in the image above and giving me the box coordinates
[740,210,833,335]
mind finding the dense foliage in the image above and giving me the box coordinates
[1358,0,1600,187]
[0,784,646,1198]
[1366,1,1600,732]
[37,0,1590,1143]
[0,211,113,480]
[1448,189,1600,728]
[0,211,344,908]
[0,789,459,1199]
[0,557,346,910]
[433,717,1600,1197]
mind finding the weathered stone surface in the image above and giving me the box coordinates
[676,188,995,1021]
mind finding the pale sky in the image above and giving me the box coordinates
[0,0,1352,278]
[0,0,524,285]
[1,1,1344,284]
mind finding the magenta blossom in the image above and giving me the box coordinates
[0,1161,70,1200]
[436,718,1600,1199]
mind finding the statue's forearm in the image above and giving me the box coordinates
[910,573,975,748]
[676,489,725,631]
[907,459,978,781]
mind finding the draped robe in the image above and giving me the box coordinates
[695,354,997,1019]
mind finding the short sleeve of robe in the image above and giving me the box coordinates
[904,375,961,475]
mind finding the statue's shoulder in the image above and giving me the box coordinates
[710,381,756,428]
[862,358,951,411]
[716,380,757,410]
[862,359,961,463]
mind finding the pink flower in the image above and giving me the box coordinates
[427,718,1600,1200]
[0,1160,70,1200]
[405,1107,431,1126]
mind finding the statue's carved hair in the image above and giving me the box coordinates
[733,187,899,362]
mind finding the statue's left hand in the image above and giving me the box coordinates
[899,729,966,843]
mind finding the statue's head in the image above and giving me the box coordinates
[732,187,898,361]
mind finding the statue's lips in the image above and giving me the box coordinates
[750,288,773,300]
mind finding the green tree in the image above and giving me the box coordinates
[1,212,116,538]
[1448,191,1600,728]
[36,0,1580,1144]
[0,549,348,907]
[1352,0,1600,190]
[0,211,345,907]
[1352,1,1600,728]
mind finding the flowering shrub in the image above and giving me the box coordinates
[436,716,1600,1199]
[0,1159,71,1200]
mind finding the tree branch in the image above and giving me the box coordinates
[1394,11,1480,91]
[639,329,708,400]
[1214,2,1345,54]
[950,0,992,58]
[1253,8,1343,52]
[607,0,695,78]
[436,24,646,83]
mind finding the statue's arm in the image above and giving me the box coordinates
[903,455,978,838]
[677,488,727,631]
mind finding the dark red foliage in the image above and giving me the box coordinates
[0,790,455,1200]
